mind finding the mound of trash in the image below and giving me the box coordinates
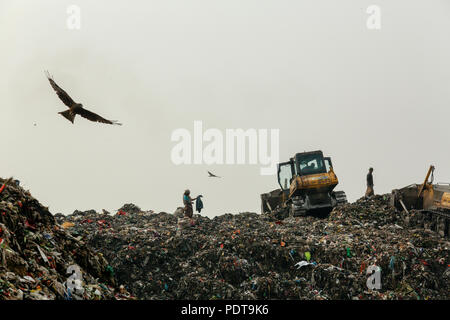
[0,177,118,300]
[60,195,449,300]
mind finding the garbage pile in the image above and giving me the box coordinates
[0,177,118,300]
[60,195,449,300]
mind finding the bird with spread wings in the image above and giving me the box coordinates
[208,171,221,178]
[45,71,122,125]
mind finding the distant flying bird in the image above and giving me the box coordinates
[208,171,221,178]
[45,71,122,125]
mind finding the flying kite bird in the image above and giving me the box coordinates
[45,71,122,125]
[208,171,221,178]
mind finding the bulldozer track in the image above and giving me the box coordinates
[333,191,348,206]
[414,209,450,238]
[421,209,450,220]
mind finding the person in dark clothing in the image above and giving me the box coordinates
[365,167,374,198]
[183,189,198,218]
[195,195,204,213]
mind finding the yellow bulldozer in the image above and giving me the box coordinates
[390,165,450,237]
[261,150,347,218]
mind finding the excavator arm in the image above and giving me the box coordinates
[417,165,435,199]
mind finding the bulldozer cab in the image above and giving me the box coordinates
[296,151,329,176]
[277,151,333,191]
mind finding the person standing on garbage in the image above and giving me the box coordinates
[365,167,374,198]
[183,189,198,218]
[195,195,204,213]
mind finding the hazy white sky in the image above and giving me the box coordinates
[1,0,449,217]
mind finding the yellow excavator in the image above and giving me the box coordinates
[390,165,450,237]
[261,150,347,218]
